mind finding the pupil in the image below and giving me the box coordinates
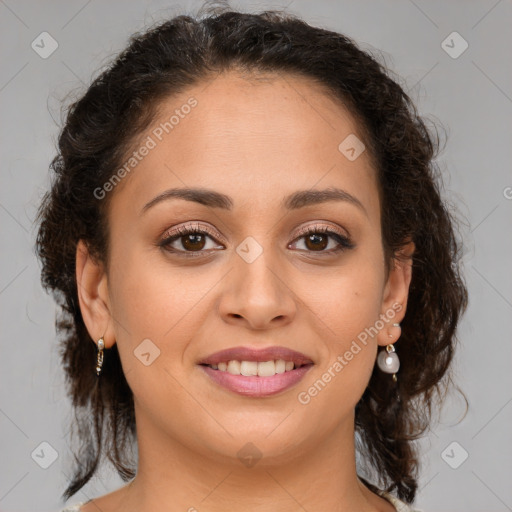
[183,234,205,250]
[306,233,327,251]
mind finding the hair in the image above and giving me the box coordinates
[35,1,468,505]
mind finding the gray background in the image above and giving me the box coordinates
[1,1,511,511]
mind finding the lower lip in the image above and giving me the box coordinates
[199,364,314,397]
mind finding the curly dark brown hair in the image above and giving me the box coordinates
[35,1,468,505]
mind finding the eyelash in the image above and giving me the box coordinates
[158,222,355,257]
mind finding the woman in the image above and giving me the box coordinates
[36,3,468,511]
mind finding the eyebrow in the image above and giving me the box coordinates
[141,186,367,216]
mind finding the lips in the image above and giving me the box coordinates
[200,363,313,397]
[197,346,315,397]
[198,346,315,366]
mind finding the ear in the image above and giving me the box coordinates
[376,240,415,347]
[76,240,116,349]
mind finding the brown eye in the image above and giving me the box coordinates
[304,232,329,251]
[159,223,224,255]
[181,233,207,251]
[290,226,355,254]
[158,222,354,258]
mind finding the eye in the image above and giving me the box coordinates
[289,224,355,254]
[158,222,223,255]
[158,222,355,257]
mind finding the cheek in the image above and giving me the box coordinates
[299,247,385,403]
[296,284,381,425]
[105,255,187,414]
[312,245,385,338]
[109,240,199,336]
[106,244,218,377]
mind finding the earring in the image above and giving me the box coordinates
[377,323,400,382]
[95,337,105,376]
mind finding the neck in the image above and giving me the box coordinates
[114,407,391,512]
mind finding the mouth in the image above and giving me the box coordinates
[197,346,315,397]
[199,359,312,376]
[198,345,314,367]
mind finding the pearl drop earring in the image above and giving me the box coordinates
[377,323,400,382]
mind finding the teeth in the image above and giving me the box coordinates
[275,359,286,374]
[227,360,241,375]
[257,360,275,377]
[210,359,300,376]
[240,361,258,376]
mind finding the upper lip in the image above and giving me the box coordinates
[199,346,315,366]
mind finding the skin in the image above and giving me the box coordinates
[76,70,414,512]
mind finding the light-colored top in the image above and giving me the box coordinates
[59,490,424,512]
[59,503,84,512]
[376,489,424,512]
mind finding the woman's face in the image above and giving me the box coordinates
[79,70,411,467]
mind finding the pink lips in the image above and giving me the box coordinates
[200,364,314,397]
[198,346,315,397]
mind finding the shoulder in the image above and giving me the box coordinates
[58,502,86,512]
[376,489,425,512]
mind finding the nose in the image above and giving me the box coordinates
[217,248,296,330]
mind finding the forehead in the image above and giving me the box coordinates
[110,70,379,219]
